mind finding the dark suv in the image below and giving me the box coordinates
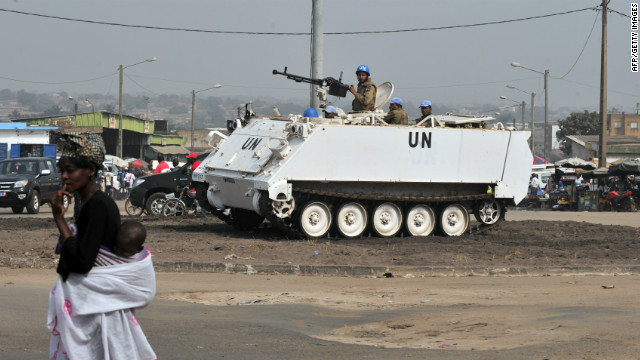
[0,157,68,214]
[129,164,192,215]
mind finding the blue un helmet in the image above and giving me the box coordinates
[389,97,403,106]
[419,100,432,108]
[356,65,370,76]
[324,105,337,115]
[303,108,318,118]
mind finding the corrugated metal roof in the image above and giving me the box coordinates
[148,145,190,155]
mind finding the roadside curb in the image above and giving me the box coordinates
[2,257,640,277]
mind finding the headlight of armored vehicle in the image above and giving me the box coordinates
[132,178,145,188]
[14,180,29,188]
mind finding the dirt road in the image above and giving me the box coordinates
[2,207,640,358]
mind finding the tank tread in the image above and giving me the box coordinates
[468,216,504,235]
[295,187,492,202]
[259,189,505,239]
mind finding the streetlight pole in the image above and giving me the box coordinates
[68,97,78,115]
[499,96,525,129]
[191,84,222,151]
[84,99,95,113]
[511,62,549,162]
[143,96,150,120]
[507,85,535,153]
[118,57,157,158]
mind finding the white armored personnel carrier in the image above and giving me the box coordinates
[193,69,532,238]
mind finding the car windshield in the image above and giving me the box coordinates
[0,160,38,175]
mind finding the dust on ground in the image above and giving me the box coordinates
[2,213,639,269]
[3,213,640,358]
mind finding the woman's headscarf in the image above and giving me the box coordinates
[57,132,105,165]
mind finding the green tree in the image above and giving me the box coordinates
[556,110,600,155]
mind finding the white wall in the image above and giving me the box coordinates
[0,129,51,153]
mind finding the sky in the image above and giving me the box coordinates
[0,0,638,114]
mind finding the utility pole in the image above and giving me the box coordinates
[543,69,549,162]
[598,0,608,167]
[118,64,124,159]
[521,101,526,130]
[310,0,323,110]
[530,92,535,154]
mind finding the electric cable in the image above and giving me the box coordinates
[0,7,597,36]
[554,7,601,79]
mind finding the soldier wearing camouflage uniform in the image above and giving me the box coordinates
[383,97,408,125]
[350,65,377,112]
[415,100,434,126]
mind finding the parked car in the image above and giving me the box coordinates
[129,164,192,215]
[0,157,69,214]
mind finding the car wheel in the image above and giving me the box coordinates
[11,206,24,214]
[26,190,40,214]
[125,198,144,216]
[145,192,167,216]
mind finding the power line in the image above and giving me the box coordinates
[557,78,640,99]
[607,7,631,18]
[123,74,159,96]
[128,74,307,91]
[0,7,597,36]
[554,8,601,79]
[397,76,541,90]
[0,72,115,85]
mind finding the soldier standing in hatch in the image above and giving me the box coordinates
[350,65,377,112]
[414,100,434,126]
[383,97,408,125]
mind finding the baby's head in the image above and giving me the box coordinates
[114,220,146,257]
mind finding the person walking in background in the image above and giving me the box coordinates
[186,152,201,171]
[153,155,169,174]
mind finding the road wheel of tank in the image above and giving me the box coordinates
[230,208,265,230]
[26,191,40,214]
[125,198,144,216]
[405,204,436,236]
[145,192,167,216]
[335,202,368,238]
[299,201,332,238]
[11,206,24,214]
[371,202,403,237]
[473,199,503,225]
[438,203,469,236]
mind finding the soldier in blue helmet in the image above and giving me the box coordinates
[349,65,377,112]
[323,105,338,119]
[383,97,408,125]
[415,100,433,126]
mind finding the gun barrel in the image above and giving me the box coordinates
[272,68,323,86]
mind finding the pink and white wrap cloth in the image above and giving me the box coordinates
[47,248,157,360]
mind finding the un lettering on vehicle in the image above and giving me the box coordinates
[408,131,432,149]
[408,131,438,166]
[241,137,263,151]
